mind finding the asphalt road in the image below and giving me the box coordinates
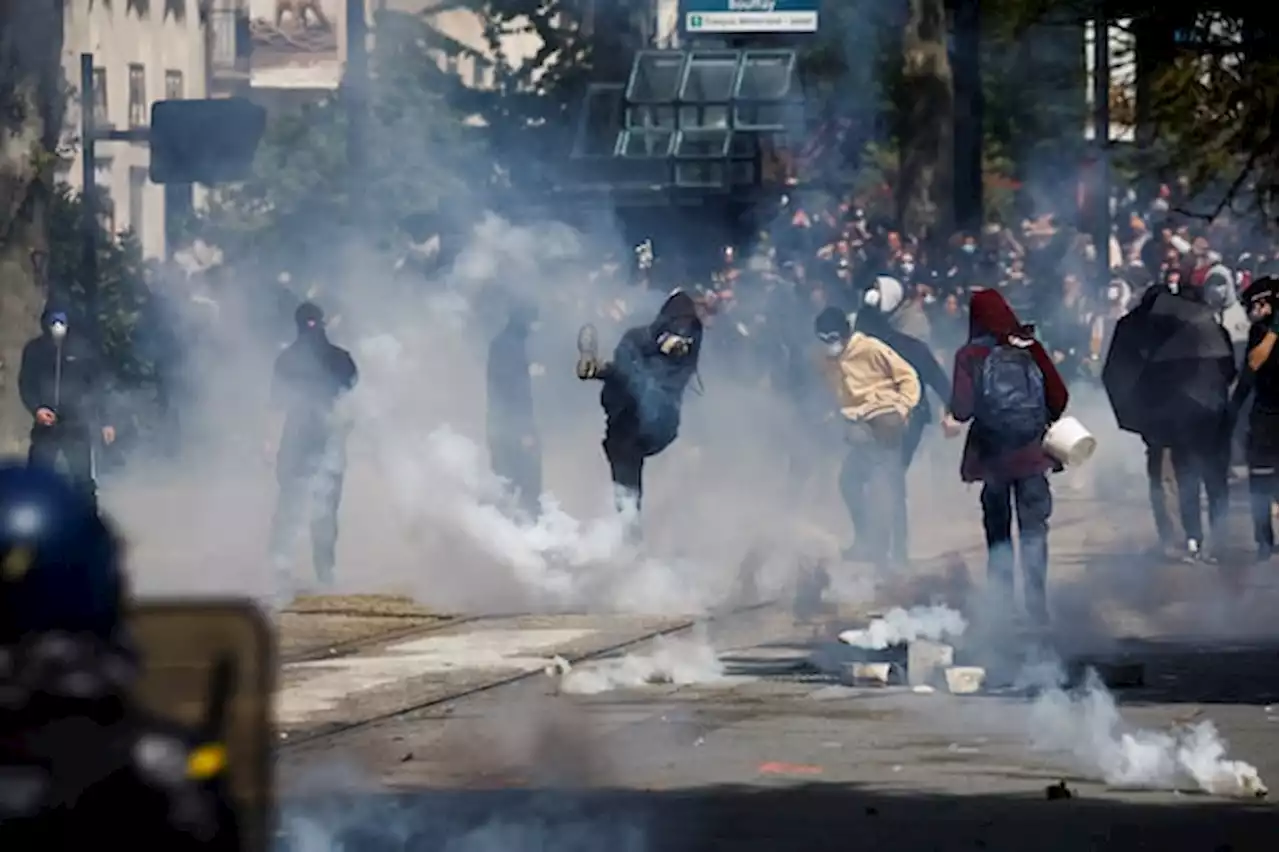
[272,489,1278,852]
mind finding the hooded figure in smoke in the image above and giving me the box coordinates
[18,306,116,507]
[576,290,703,517]
[267,301,358,602]
[945,289,1068,623]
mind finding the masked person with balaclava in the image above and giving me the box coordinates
[18,307,116,506]
[0,463,241,850]
[266,303,358,603]
[943,289,1069,623]
[576,291,703,523]
[487,300,542,518]
[1230,276,1279,560]
[814,307,921,569]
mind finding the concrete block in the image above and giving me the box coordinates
[907,640,955,687]
[843,662,903,686]
[945,666,986,695]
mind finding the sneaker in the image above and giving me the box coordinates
[1183,538,1201,562]
[576,323,599,379]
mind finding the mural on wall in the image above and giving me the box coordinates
[249,0,338,54]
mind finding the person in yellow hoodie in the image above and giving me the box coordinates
[813,307,922,569]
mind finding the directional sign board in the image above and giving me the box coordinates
[682,0,819,35]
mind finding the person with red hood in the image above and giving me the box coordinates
[943,289,1069,623]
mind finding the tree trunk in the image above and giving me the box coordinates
[897,0,955,240]
[0,1,65,453]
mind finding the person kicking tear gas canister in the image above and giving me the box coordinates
[265,303,358,605]
[18,308,117,507]
[575,291,703,524]
[813,307,921,570]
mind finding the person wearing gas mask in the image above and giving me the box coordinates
[487,299,542,518]
[18,307,115,506]
[266,302,358,604]
[576,291,703,523]
[813,307,921,569]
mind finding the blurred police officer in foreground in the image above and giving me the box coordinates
[0,463,240,849]
[18,307,117,507]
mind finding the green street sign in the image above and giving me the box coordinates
[690,14,703,28]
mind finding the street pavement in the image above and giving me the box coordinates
[271,487,1279,852]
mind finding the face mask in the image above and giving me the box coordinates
[1107,286,1121,301]
[1084,245,1097,261]
[924,293,937,305]
[961,244,976,255]
[50,321,67,342]
[899,263,915,277]
[825,341,844,357]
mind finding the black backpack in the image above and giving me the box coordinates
[974,342,1048,453]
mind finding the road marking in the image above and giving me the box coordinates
[277,628,594,724]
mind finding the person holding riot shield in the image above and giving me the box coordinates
[0,462,241,849]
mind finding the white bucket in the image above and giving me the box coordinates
[1043,416,1097,467]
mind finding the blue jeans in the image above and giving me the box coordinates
[980,473,1052,620]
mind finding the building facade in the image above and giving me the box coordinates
[61,0,209,259]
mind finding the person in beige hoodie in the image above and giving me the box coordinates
[813,307,922,569]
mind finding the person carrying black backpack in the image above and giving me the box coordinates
[943,289,1069,623]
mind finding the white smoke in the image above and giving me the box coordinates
[837,605,968,650]
[558,633,725,695]
[1027,668,1267,798]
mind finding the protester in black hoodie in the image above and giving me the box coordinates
[1230,276,1278,560]
[576,291,703,517]
[266,302,358,601]
[18,306,116,506]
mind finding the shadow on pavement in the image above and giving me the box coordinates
[277,784,1274,852]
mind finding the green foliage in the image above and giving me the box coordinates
[45,182,156,384]
[198,10,487,275]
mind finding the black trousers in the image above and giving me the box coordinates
[603,432,646,515]
[839,422,908,567]
[1246,408,1278,549]
[269,454,345,584]
[489,434,543,518]
[1143,440,1177,544]
[1169,428,1230,545]
[28,424,96,507]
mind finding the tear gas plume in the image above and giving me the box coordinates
[1027,667,1267,798]
[837,605,967,650]
[558,633,725,695]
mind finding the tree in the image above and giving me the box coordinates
[0,0,65,452]
[897,0,955,237]
[197,7,487,282]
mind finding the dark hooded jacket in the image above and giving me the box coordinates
[853,308,951,422]
[600,291,703,456]
[18,309,105,429]
[949,289,1069,483]
[271,321,358,475]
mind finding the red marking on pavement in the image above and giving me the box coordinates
[758,761,824,777]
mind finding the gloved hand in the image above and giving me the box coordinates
[576,357,601,380]
[658,333,691,357]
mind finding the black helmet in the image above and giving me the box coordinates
[0,463,125,645]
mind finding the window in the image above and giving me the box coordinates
[129,167,148,239]
[91,68,108,125]
[128,64,147,127]
[94,158,115,233]
[164,69,183,100]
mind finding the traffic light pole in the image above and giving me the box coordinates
[79,52,148,346]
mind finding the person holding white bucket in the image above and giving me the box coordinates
[942,289,1069,624]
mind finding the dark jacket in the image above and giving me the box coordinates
[271,330,358,474]
[949,289,1070,483]
[601,291,703,456]
[18,314,105,429]
[0,636,240,851]
[486,319,536,442]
